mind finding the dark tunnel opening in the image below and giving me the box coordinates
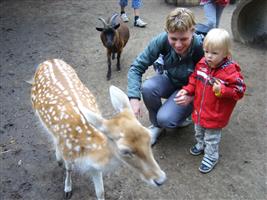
[231,0,267,48]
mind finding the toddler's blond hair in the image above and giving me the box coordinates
[204,28,231,57]
[165,8,196,33]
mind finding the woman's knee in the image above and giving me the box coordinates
[157,111,184,128]
[142,78,158,97]
[157,104,193,128]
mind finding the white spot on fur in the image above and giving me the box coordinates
[74,146,80,152]
[66,139,72,149]
[75,126,82,134]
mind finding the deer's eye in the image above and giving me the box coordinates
[119,148,134,158]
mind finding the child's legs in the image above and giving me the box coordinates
[194,125,205,150]
[215,4,224,27]
[131,0,141,9]
[203,2,217,29]
[119,0,128,9]
[204,128,222,160]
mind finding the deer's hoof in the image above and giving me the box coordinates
[57,160,63,167]
[64,191,72,199]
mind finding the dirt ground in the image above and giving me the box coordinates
[0,0,266,200]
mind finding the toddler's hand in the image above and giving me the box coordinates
[176,89,188,97]
[213,79,222,95]
[174,89,192,105]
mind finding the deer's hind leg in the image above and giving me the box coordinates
[52,137,63,167]
[64,161,74,199]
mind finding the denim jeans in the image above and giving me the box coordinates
[119,0,142,9]
[194,124,222,160]
[203,1,224,28]
[142,74,193,128]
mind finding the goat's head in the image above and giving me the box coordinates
[96,14,120,48]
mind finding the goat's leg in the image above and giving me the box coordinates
[107,51,112,80]
[116,51,121,72]
[64,161,74,199]
[112,52,115,60]
[91,169,104,200]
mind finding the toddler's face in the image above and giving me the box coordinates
[204,48,226,68]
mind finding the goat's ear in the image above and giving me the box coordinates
[96,27,103,32]
[113,23,120,30]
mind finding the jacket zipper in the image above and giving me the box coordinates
[197,68,210,124]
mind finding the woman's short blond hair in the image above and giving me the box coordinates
[204,28,231,56]
[165,8,196,33]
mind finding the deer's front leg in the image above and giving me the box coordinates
[64,161,74,199]
[91,169,104,200]
[55,144,63,167]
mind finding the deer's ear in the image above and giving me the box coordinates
[109,85,132,113]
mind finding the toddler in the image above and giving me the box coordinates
[175,28,246,173]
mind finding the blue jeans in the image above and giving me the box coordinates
[194,124,222,160]
[203,2,224,28]
[142,74,193,128]
[119,0,142,9]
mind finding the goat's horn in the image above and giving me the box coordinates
[110,13,119,25]
[98,17,108,27]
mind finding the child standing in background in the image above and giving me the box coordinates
[119,0,147,27]
[175,28,246,173]
[200,0,229,28]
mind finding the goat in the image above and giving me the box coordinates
[96,13,130,80]
[31,59,166,200]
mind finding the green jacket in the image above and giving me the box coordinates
[127,32,204,99]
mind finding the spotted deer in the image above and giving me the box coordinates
[31,59,166,200]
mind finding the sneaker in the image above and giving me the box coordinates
[189,145,204,156]
[148,125,163,146]
[121,13,129,22]
[177,117,192,128]
[134,18,147,27]
[199,156,218,173]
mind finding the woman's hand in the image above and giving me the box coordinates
[129,99,143,119]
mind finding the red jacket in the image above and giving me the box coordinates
[183,57,246,128]
[200,0,229,7]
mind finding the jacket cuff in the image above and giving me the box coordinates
[128,97,141,100]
